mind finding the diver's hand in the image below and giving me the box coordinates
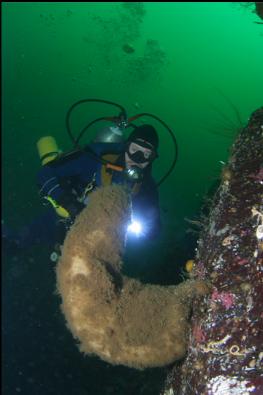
[58,194,85,220]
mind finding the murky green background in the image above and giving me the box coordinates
[2,2,262,395]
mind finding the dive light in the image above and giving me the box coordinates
[127,220,143,237]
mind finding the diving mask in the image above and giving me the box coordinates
[126,140,156,164]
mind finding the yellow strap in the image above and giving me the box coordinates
[45,196,70,218]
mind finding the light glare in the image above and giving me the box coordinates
[128,220,142,236]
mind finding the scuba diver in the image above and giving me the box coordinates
[3,99,178,258]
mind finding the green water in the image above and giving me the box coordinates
[3,2,263,229]
[2,2,262,395]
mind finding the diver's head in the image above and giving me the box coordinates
[125,125,159,170]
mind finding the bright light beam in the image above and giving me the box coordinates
[127,220,143,236]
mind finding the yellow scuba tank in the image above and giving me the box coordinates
[37,136,69,218]
[37,136,59,165]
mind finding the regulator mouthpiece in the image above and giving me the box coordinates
[124,166,143,182]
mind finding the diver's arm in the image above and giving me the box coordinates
[37,165,63,201]
[37,143,123,218]
[37,161,84,219]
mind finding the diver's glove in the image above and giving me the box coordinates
[56,193,85,220]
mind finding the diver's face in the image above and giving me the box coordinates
[125,152,149,169]
[125,139,155,169]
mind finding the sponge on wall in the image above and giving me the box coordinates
[56,184,208,369]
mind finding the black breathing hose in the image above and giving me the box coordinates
[65,99,178,186]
